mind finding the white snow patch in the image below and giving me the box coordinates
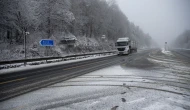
[167,98,190,107]
[126,98,145,104]
[143,102,185,110]
[162,48,174,56]
[147,58,178,65]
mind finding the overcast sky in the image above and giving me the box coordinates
[117,0,190,46]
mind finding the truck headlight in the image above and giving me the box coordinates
[125,47,129,50]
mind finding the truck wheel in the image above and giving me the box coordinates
[128,50,131,54]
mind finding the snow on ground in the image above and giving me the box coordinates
[142,101,185,110]
[161,48,174,56]
[1,49,190,110]
[174,48,190,51]
[1,63,190,110]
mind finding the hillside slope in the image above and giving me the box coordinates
[172,30,190,49]
[0,0,153,61]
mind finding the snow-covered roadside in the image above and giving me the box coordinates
[0,54,115,75]
[161,48,174,56]
[173,48,190,51]
[1,63,190,110]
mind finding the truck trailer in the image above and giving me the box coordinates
[115,37,137,55]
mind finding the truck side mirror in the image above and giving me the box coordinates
[115,43,117,46]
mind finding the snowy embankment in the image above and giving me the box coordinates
[161,48,174,56]
[0,53,115,74]
[173,48,190,50]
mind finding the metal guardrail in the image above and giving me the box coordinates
[172,48,190,51]
[172,48,190,58]
[0,51,116,65]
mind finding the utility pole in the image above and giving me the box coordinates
[165,42,167,51]
[24,31,30,66]
[24,31,26,66]
[46,0,52,57]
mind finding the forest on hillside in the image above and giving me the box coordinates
[0,0,153,61]
[173,30,190,49]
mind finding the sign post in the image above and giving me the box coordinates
[40,39,54,58]
[24,32,30,66]
[40,39,54,46]
[165,42,167,51]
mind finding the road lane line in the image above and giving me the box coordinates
[0,55,116,81]
[63,58,119,71]
[0,57,118,86]
[63,60,108,70]
[0,77,26,85]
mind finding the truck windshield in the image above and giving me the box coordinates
[117,42,128,46]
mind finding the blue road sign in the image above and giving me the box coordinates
[40,39,54,46]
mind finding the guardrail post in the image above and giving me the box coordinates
[24,32,27,66]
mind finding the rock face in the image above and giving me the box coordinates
[0,0,154,61]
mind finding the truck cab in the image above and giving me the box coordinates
[115,38,131,55]
[115,37,137,55]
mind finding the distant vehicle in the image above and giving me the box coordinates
[115,37,137,55]
[61,36,77,46]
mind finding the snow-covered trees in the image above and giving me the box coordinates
[33,0,74,38]
[0,0,153,60]
[173,30,190,48]
[0,0,32,44]
[0,0,152,45]
[0,0,20,43]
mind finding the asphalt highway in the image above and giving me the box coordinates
[0,51,142,101]
[0,48,190,110]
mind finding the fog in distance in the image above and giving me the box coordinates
[117,0,190,47]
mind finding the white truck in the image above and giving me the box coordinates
[115,37,137,55]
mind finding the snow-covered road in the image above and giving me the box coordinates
[1,49,190,110]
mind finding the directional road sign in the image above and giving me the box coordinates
[40,39,54,46]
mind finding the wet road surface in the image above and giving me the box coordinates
[0,49,190,110]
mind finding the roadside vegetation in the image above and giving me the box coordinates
[173,30,190,49]
[0,0,153,61]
